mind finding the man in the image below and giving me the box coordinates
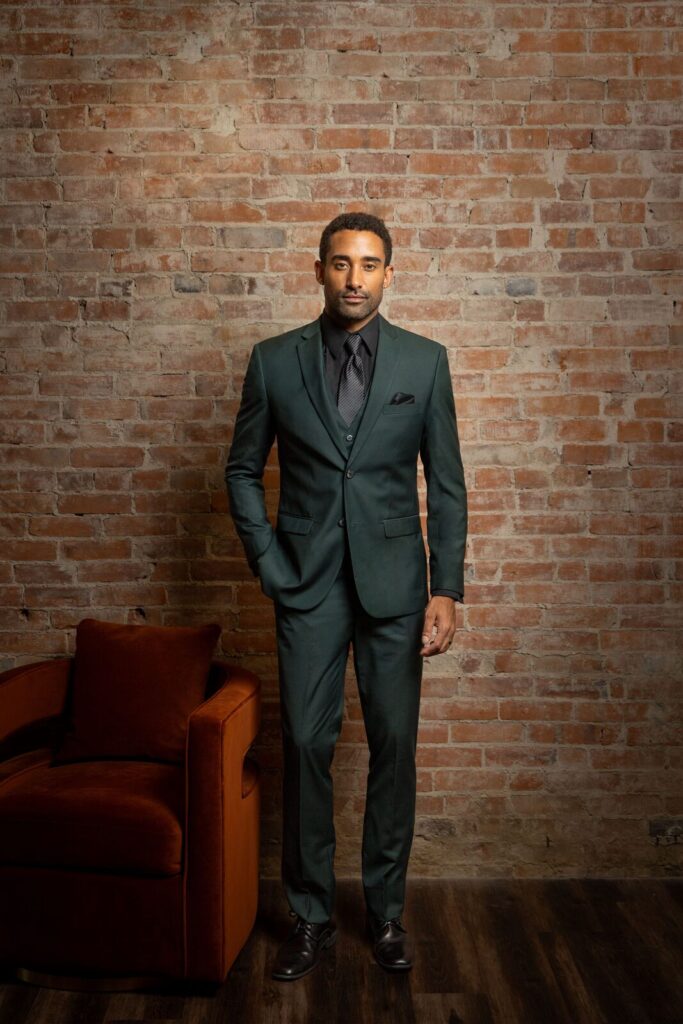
[225,212,467,980]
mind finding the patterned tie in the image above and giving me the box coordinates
[337,333,365,425]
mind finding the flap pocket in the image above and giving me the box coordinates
[383,514,421,538]
[277,511,314,535]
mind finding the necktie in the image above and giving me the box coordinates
[337,333,365,425]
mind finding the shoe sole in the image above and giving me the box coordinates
[271,929,337,982]
[371,951,413,972]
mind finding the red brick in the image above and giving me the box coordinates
[70,446,144,468]
[62,540,131,560]
[238,126,314,151]
[189,202,263,223]
[416,747,482,768]
[3,540,57,561]
[317,128,391,150]
[0,6,679,882]
[29,517,95,539]
[57,494,132,515]
[268,154,341,175]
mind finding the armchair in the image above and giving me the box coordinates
[0,653,261,990]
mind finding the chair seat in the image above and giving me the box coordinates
[0,758,184,877]
[0,747,53,784]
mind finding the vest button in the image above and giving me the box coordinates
[345,434,353,442]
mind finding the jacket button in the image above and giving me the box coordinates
[346,469,353,478]
[338,517,345,527]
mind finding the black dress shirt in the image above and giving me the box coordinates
[319,310,463,605]
[321,307,378,402]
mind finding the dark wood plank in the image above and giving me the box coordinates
[455,883,529,1024]
[0,977,40,1024]
[17,988,106,1024]
[522,882,607,1024]
[543,879,672,1024]
[1,880,682,1024]
[607,881,683,1021]
[483,880,587,1024]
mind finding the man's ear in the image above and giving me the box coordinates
[314,259,324,285]
[383,264,394,289]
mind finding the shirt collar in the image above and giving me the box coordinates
[320,309,379,360]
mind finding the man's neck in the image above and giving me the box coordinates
[323,307,380,333]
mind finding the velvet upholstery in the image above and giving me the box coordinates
[54,618,222,764]
[2,863,184,977]
[0,647,261,984]
[184,661,262,981]
[1,759,184,875]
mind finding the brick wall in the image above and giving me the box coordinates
[1,1,681,879]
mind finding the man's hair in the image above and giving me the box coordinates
[318,212,393,267]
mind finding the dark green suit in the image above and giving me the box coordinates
[226,312,467,922]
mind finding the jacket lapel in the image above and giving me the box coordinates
[297,319,347,463]
[296,313,403,467]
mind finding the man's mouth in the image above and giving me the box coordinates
[341,294,367,302]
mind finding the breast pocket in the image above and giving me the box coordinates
[381,402,423,417]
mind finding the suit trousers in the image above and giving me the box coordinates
[274,542,426,924]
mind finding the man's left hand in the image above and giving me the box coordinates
[420,595,457,657]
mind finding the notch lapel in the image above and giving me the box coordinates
[297,319,348,464]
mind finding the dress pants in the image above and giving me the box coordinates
[274,543,426,924]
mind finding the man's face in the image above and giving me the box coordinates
[315,229,393,330]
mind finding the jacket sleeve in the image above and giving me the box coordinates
[224,343,276,575]
[431,589,464,603]
[420,344,468,596]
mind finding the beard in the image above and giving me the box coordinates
[326,289,382,325]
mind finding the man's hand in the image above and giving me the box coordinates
[420,595,457,657]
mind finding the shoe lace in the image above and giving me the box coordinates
[384,916,407,933]
[370,914,407,933]
[288,909,322,938]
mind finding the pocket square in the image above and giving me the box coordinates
[390,392,415,405]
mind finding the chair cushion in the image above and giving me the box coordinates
[53,618,221,764]
[0,759,184,876]
[0,747,52,784]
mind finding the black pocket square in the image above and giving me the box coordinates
[390,392,415,405]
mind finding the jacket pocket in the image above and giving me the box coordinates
[381,402,422,417]
[383,513,421,538]
[277,511,314,535]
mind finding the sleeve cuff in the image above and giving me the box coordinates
[431,589,463,602]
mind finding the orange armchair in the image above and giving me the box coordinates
[0,656,261,989]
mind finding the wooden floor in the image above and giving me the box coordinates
[1,878,682,1024]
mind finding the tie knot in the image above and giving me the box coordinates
[345,333,363,356]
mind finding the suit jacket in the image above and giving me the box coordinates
[225,312,468,618]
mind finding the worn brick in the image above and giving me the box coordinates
[0,0,679,883]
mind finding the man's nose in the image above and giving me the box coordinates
[346,266,362,289]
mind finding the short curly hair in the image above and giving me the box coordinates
[318,212,393,266]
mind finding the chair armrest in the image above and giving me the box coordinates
[186,660,260,766]
[184,659,261,980]
[0,659,71,755]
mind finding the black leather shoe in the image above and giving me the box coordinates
[366,913,414,972]
[271,910,337,981]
